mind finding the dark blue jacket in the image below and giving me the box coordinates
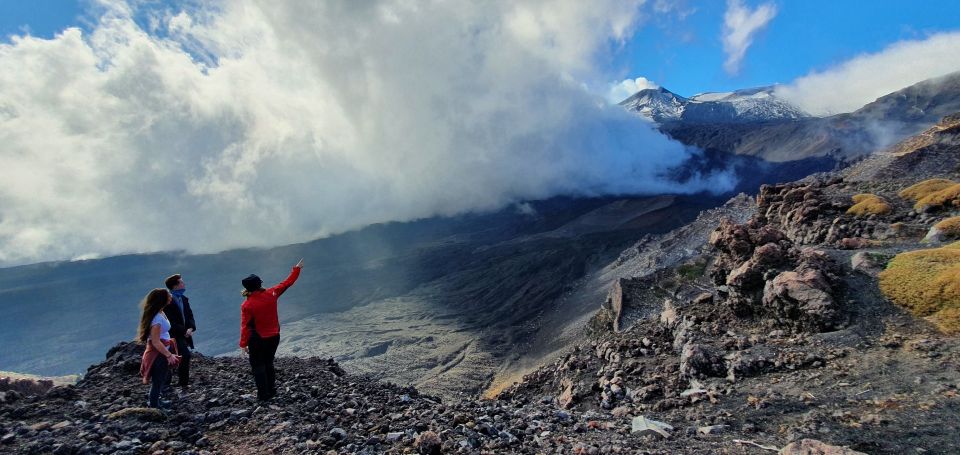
[163,295,196,349]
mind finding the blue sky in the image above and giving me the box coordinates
[622,0,960,96]
[2,0,959,97]
[0,0,85,39]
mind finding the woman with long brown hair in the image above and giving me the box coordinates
[137,288,181,408]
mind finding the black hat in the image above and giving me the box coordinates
[241,274,263,291]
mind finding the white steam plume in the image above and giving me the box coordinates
[0,0,733,266]
[775,31,960,115]
[721,0,777,76]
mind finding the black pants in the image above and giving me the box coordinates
[248,334,280,400]
[174,337,191,388]
[148,355,169,408]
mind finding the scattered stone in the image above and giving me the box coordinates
[697,425,728,435]
[660,299,678,327]
[630,416,673,438]
[558,378,576,409]
[779,439,868,454]
[924,225,946,243]
[679,342,724,379]
[106,407,165,421]
[385,432,403,442]
[692,292,714,305]
[838,237,871,250]
[330,428,347,441]
[28,421,52,431]
[50,421,72,430]
[850,252,886,276]
[679,386,707,398]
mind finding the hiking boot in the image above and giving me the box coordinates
[147,399,173,409]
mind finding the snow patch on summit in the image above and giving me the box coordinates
[621,85,811,124]
[619,87,687,121]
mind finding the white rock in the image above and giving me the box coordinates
[697,425,728,435]
[631,416,673,438]
[386,432,404,442]
[924,226,945,243]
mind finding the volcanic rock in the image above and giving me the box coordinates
[779,439,868,455]
[762,268,839,331]
[679,343,724,379]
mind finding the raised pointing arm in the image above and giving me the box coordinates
[269,259,303,297]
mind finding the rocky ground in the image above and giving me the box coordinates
[1,338,906,455]
[498,113,960,453]
[4,115,960,454]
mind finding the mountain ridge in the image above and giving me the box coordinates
[656,71,960,163]
[620,85,809,124]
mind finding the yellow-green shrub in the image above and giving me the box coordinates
[934,216,960,239]
[879,242,960,334]
[898,178,955,201]
[915,183,960,211]
[945,242,960,250]
[932,307,960,334]
[846,193,891,217]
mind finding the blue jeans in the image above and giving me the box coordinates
[148,354,169,408]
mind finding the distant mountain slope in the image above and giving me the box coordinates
[619,85,808,123]
[0,195,716,380]
[851,70,960,124]
[657,71,960,162]
[845,112,960,182]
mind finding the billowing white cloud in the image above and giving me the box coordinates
[721,0,777,75]
[607,76,660,103]
[0,0,733,266]
[776,32,960,115]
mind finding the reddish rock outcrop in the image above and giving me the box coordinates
[710,220,842,331]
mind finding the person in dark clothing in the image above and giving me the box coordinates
[239,259,303,401]
[163,274,196,395]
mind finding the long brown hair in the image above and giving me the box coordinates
[137,288,171,343]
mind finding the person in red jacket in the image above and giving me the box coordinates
[239,258,303,401]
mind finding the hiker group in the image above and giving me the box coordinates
[136,259,304,409]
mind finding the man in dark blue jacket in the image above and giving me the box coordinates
[164,274,196,395]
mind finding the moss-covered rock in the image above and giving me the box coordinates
[879,242,960,334]
[915,183,960,212]
[846,194,891,217]
[898,178,956,201]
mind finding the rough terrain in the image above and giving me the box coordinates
[497,112,960,453]
[5,110,960,454]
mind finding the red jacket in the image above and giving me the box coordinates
[239,267,301,348]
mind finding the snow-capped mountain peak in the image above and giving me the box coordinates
[620,85,811,123]
[618,87,687,121]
